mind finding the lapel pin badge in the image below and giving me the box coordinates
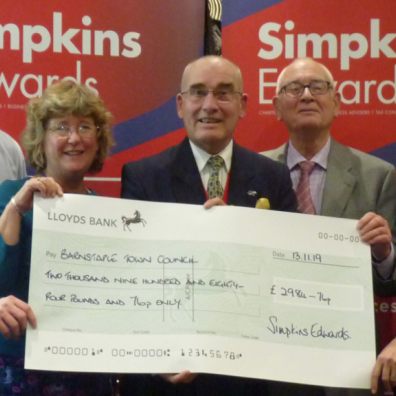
[255,197,270,209]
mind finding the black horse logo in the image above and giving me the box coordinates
[122,210,147,231]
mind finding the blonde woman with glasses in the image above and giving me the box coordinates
[0,80,114,396]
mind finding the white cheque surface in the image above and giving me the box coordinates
[26,194,375,389]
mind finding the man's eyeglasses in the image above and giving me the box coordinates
[180,87,242,103]
[47,122,99,138]
[279,80,332,97]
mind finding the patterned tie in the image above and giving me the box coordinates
[296,160,316,214]
[207,155,224,199]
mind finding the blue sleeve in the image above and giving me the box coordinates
[0,179,32,300]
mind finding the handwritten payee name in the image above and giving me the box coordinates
[57,248,198,265]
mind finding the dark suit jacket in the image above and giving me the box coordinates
[120,138,296,396]
[122,137,297,211]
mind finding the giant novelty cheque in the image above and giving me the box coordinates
[26,194,375,389]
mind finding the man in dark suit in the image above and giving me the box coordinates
[121,55,296,395]
[122,55,296,211]
[262,57,396,396]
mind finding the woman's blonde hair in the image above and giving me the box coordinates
[22,79,114,173]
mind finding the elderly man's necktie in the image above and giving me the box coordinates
[296,160,316,214]
[207,155,224,199]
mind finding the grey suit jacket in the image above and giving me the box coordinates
[263,139,396,294]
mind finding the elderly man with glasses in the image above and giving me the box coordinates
[122,55,296,212]
[262,57,396,396]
